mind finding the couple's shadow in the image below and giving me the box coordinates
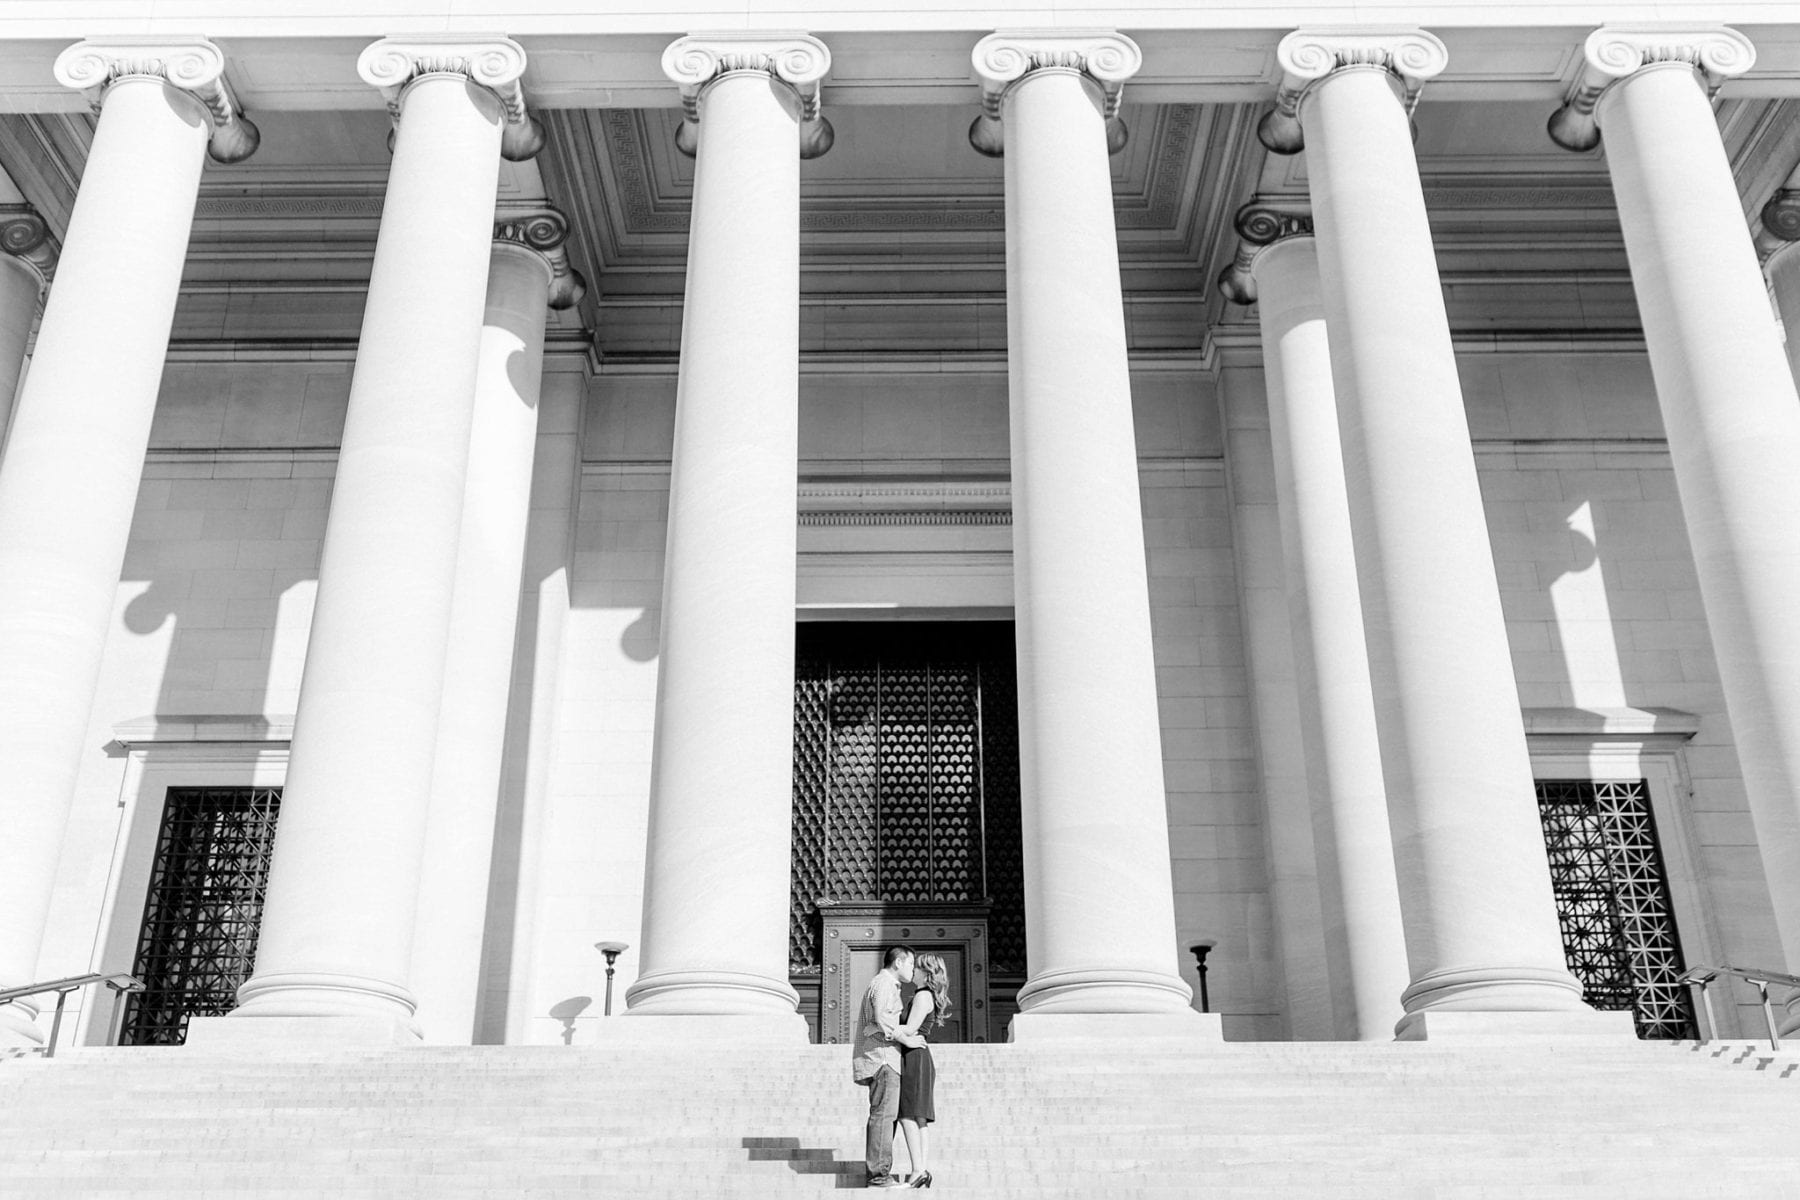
[742,1136,869,1188]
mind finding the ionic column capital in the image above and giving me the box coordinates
[968,30,1141,158]
[1761,187,1800,246]
[1548,25,1755,152]
[53,36,260,163]
[357,36,544,162]
[1218,200,1315,305]
[1258,28,1448,155]
[662,33,834,160]
[0,205,56,292]
[492,206,586,310]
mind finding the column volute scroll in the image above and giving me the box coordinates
[1761,188,1800,387]
[1547,25,1755,152]
[1217,200,1315,306]
[54,36,260,164]
[662,34,834,159]
[1763,188,1800,246]
[492,206,587,311]
[1257,28,1448,155]
[968,30,1141,158]
[0,206,57,294]
[359,35,545,161]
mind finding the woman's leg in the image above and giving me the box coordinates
[916,1126,928,1174]
[897,1118,922,1178]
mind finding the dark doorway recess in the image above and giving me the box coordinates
[120,787,282,1046]
[1534,778,1696,1039]
[789,621,1025,1041]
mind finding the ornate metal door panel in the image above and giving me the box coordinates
[790,623,1024,1040]
[1534,779,1696,1039]
[816,901,991,1045]
[119,787,281,1045]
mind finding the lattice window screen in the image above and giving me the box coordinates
[120,787,282,1046]
[789,624,1024,975]
[1534,778,1695,1039]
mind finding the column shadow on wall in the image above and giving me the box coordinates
[92,557,317,1044]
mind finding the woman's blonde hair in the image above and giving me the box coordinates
[917,954,953,1028]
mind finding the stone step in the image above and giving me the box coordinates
[4,1040,1796,1198]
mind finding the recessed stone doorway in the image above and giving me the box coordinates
[788,621,1026,1043]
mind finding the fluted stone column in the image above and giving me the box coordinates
[0,207,54,456]
[202,38,540,1043]
[408,211,583,1043]
[0,38,256,1047]
[1551,26,1800,1032]
[972,31,1200,1033]
[1263,30,1616,1039]
[623,35,830,1028]
[1220,209,1411,1041]
[1764,187,1800,389]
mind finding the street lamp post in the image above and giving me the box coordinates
[595,941,629,1016]
[1187,942,1215,1014]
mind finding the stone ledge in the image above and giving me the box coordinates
[588,1013,813,1045]
[1394,1008,1639,1042]
[183,1015,421,1048]
[1521,705,1701,740]
[1008,1011,1224,1043]
[112,713,295,746]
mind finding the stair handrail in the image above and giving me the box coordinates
[0,972,143,1059]
[1677,964,1800,1051]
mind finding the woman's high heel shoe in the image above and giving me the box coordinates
[910,1171,933,1189]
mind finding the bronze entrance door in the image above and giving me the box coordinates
[788,622,1025,1043]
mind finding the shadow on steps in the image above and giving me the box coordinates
[742,1135,866,1188]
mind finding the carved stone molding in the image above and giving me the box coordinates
[53,36,260,164]
[968,30,1141,158]
[493,205,586,310]
[1217,200,1315,306]
[1548,25,1756,152]
[661,34,834,161]
[0,204,57,290]
[357,36,544,162]
[1257,28,1449,155]
[1763,187,1800,243]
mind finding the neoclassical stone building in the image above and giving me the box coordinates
[0,2,1797,1052]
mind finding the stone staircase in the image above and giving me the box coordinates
[1,1037,1797,1198]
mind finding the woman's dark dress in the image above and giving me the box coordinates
[898,983,938,1125]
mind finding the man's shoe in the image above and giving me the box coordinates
[868,1177,908,1188]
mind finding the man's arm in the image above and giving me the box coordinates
[874,976,926,1049]
[897,989,935,1039]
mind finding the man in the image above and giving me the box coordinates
[851,944,924,1188]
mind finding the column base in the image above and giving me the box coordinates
[230,970,419,1026]
[1014,967,1195,1014]
[183,1015,422,1048]
[597,1012,810,1044]
[1393,1008,1637,1042]
[1008,1010,1223,1043]
[623,968,801,1016]
[0,1000,45,1048]
[1399,964,1588,1013]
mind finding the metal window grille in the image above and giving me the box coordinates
[1534,778,1696,1039]
[790,623,1025,975]
[118,786,282,1046]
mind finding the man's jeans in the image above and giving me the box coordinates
[863,1066,902,1182]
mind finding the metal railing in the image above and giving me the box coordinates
[0,973,143,1058]
[1678,964,1800,1050]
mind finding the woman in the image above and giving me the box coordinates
[896,953,951,1189]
